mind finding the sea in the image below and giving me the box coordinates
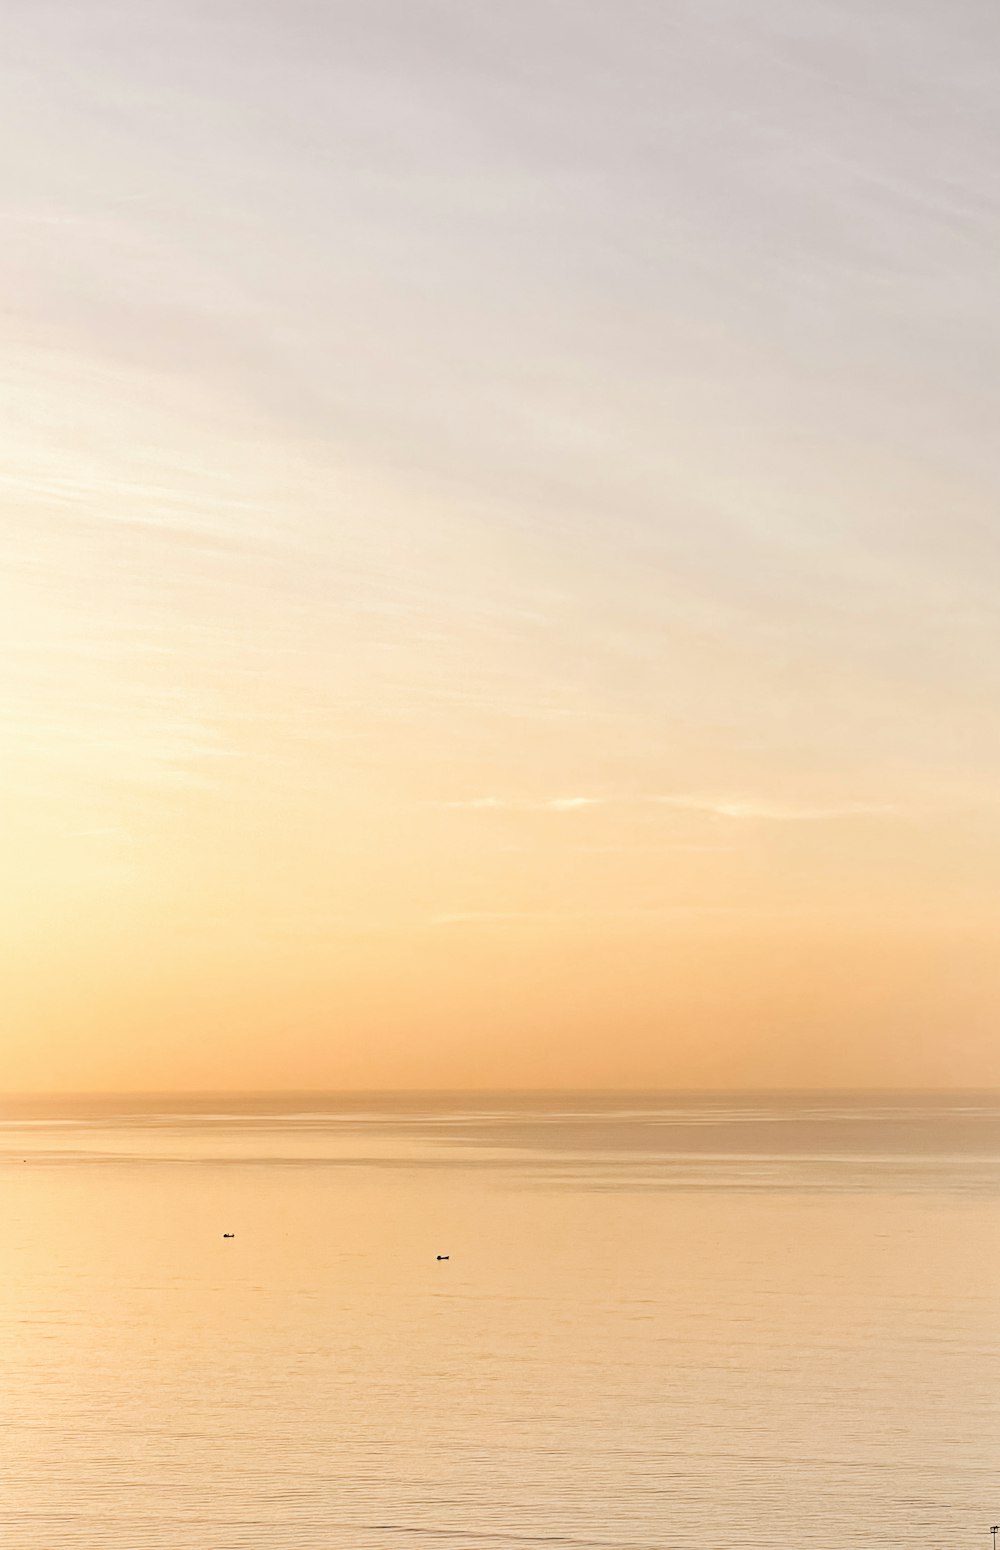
[1,1091,997,1550]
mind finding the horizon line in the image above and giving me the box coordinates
[2,1084,997,1100]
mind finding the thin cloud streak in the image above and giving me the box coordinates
[440,795,900,821]
[426,911,556,926]
[651,797,900,822]
[438,796,602,812]
[426,905,740,927]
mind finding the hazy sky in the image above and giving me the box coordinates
[5,0,1000,1091]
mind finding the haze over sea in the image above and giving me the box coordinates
[2,1091,997,1550]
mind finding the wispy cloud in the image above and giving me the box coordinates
[438,796,602,812]
[426,904,738,927]
[426,910,555,926]
[650,797,898,822]
[439,795,897,821]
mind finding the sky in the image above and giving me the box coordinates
[4,0,1000,1092]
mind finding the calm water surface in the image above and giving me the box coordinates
[1,1092,998,1549]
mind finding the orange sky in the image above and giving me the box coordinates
[5,1,1000,1091]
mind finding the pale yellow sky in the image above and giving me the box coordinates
[4,1,1000,1091]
